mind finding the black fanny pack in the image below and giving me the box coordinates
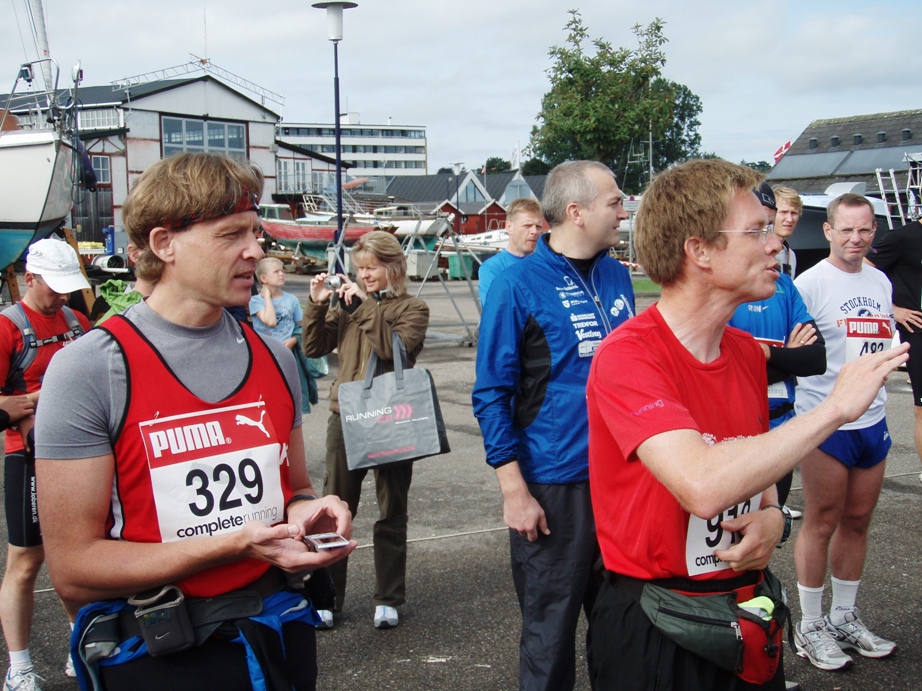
[82,565,335,661]
[611,569,790,685]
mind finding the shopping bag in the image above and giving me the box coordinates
[339,332,450,470]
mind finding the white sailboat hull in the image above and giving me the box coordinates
[0,128,73,268]
[0,129,72,230]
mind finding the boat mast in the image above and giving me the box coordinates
[28,0,54,90]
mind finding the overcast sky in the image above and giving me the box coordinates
[4,0,921,173]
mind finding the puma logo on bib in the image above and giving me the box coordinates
[844,317,892,362]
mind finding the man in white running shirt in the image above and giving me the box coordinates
[792,193,898,671]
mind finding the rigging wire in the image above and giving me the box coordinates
[25,0,40,63]
[10,0,32,63]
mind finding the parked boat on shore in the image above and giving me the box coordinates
[0,57,81,269]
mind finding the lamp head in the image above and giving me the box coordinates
[312,2,358,42]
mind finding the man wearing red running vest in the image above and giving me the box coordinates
[0,239,90,688]
[35,153,355,691]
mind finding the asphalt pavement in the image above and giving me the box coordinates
[4,276,922,690]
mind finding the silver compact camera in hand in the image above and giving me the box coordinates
[323,274,360,312]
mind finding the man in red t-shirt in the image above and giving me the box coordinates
[0,239,91,687]
[585,160,907,690]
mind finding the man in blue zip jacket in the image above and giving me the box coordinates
[473,161,635,691]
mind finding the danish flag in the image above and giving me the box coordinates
[773,140,792,163]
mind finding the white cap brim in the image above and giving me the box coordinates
[42,271,91,294]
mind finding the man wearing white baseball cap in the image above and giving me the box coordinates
[0,238,90,689]
[24,239,92,294]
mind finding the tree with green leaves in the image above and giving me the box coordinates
[481,157,512,174]
[528,11,703,193]
[521,159,552,176]
[615,78,703,191]
[741,160,772,173]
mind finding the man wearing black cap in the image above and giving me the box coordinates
[730,185,823,516]
[0,239,91,688]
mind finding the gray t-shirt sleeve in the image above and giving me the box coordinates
[35,328,125,459]
[36,302,302,460]
[258,332,304,430]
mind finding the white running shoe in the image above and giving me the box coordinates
[316,609,334,630]
[374,605,398,629]
[825,611,898,658]
[794,620,854,671]
[64,653,76,678]
[785,506,803,520]
[3,669,44,691]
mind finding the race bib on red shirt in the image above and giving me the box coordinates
[140,401,286,542]
[685,492,762,577]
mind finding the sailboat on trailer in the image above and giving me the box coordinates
[0,0,82,270]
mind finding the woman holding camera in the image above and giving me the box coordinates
[302,231,429,630]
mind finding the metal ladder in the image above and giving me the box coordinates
[905,153,922,222]
[875,168,905,229]
[401,216,482,346]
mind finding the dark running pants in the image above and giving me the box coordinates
[99,620,317,691]
[510,481,601,691]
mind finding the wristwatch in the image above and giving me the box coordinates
[761,504,792,544]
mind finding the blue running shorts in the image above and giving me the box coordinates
[818,418,891,469]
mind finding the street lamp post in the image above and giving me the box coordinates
[312,1,357,274]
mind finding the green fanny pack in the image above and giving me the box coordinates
[615,569,790,686]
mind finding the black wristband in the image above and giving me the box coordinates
[286,494,317,510]
[761,504,792,544]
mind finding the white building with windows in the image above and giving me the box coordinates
[28,75,339,241]
[279,113,427,184]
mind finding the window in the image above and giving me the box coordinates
[277,159,291,193]
[313,171,334,190]
[91,155,110,184]
[79,109,120,130]
[459,181,485,203]
[295,160,310,191]
[162,116,247,160]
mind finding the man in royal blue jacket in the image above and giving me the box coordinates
[472,161,635,691]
